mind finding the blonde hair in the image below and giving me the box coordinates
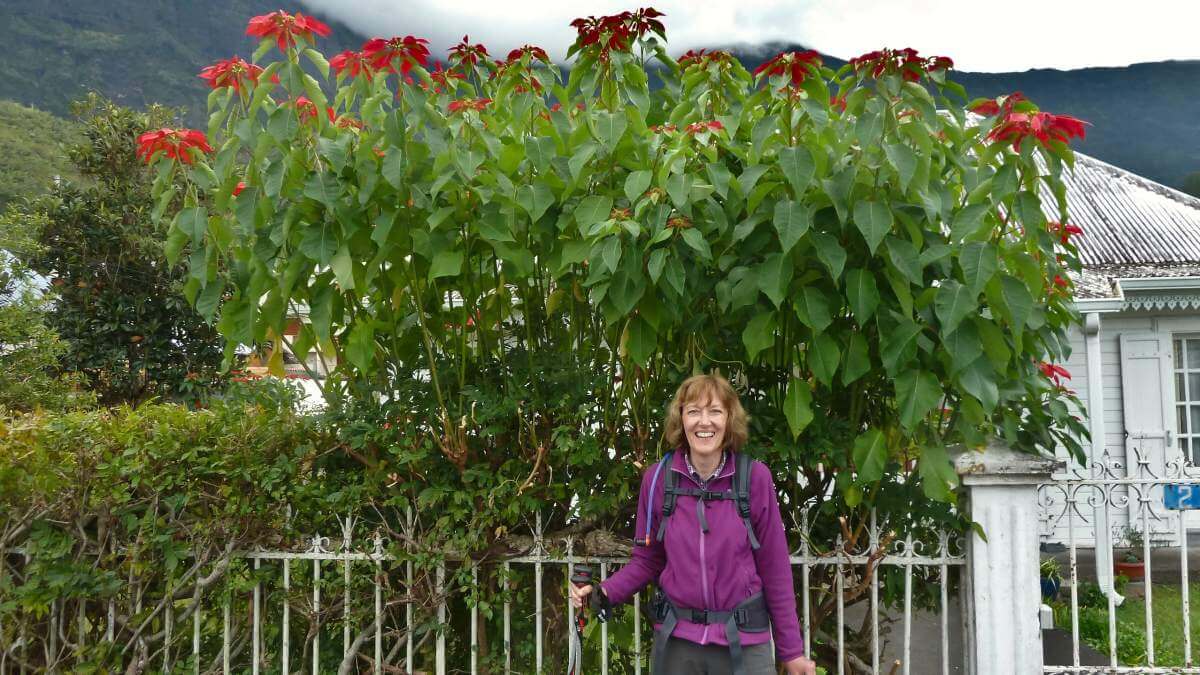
[662,373,749,453]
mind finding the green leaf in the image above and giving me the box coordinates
[809,333,841,386]
[884,143,918,191]
[331,245,355,290]
[1000,275,1033,331]
[885,237,922,285]
[896,369,942,430]
[772,200,811,254]
[525,136,556,172]
[195,278,224,322]
[1015,190,1046,229]
[742,312,777,361]
[756,253,793,308]
[959,356,999,412]
[842,332,871,384]
[852,200,891,254]
[345,321,375,371]
[625,316,656,366]
[648,248,667,282]
[429,250,464,280]
[602,236,622,273]
[880,319,921,375]
[976,317,1012,371]
[942,320,983,374]
[569,144,597,180]
[303,173,341,208]
[960,242,999,295]
[666,173,693,209]
[784,377,814,438]
[680,228,712,260]
[777,146,815,196]
[300,223,338,264]
[706,163,732,199]
[607,263,646,316]
[625,170,651,204]
[177,206,208,244]
[845,269,880,324]
[811,233,846,281]
[934,280,974,335]
[852,429,887,483]
[949,204,989,242]
[918,443,958,502]
[592,111,628,151]
[575,195,614,230]
[164,223,188,266]
[794,287,833,332]
[517,182,555,222]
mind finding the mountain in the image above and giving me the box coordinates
[0,1,363,124]
[0,3,1197,191]
[0,101,81,208]
[733,44,1200,191]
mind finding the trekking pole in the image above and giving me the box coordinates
[567,564,593,675]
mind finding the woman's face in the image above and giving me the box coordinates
[682,395,726,456]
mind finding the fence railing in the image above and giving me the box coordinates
[1038,446,1200,674]
[1,504,966,675]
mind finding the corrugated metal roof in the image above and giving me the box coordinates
[1054,152,1200,266]
[1074,264,1200,299]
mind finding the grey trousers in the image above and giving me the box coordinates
[655,636,775,674]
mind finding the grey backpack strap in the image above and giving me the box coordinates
[655,461,680,543]
[734,453,760,550]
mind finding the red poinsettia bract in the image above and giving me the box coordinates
[570,8,665,59]
[969,92,1028,117]
[1038,362,1072,387]
[506,45,550,64]
[245,10,331,53]
[987,111,1089,150]
[136,129,213,165]
[448,98,492,114]
[685,120,724,134]
[849,47,951,82]
[678,48,733,70]
[421,61,466,93]
[448,35,489,67]
[1048,221,1084,244]
[753,50,823,88]
[330,50,373,79]
[198,56,268,92]
[361,36,431,74]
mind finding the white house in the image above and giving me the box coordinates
[1042,150,1200,549]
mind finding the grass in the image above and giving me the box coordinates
[1053,581,1200,666]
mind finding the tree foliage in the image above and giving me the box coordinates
[5,95,225,404]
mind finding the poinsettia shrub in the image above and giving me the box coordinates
[134,6,1089,667]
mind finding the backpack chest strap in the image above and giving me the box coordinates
[665,486,734,533]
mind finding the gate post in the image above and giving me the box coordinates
[956,441,1058,675]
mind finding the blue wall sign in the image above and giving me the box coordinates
[1164,484,1200,510]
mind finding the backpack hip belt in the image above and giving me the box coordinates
[650,590,770,675]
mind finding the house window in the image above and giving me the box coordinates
[1173,336,1200,463]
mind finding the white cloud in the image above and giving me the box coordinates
[297,0,1200,72]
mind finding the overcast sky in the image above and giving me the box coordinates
[297,0,1200,73]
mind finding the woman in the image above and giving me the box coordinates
[570,373,817,674]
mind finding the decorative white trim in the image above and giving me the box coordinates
[1122,292,1200,312]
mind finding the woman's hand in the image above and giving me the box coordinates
[782,655,817,675]
[568,581,594,609]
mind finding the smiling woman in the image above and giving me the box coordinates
[570,374,816,675]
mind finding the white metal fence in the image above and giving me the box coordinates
[2,506,965,674]
[1038,445,1200,673]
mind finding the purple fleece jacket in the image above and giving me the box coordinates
[599,450,805,661]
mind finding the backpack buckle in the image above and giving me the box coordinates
[702,490,724,501]
[734,608,748,626]
[689,608,708,623]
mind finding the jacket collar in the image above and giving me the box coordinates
[671,447,736,485]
